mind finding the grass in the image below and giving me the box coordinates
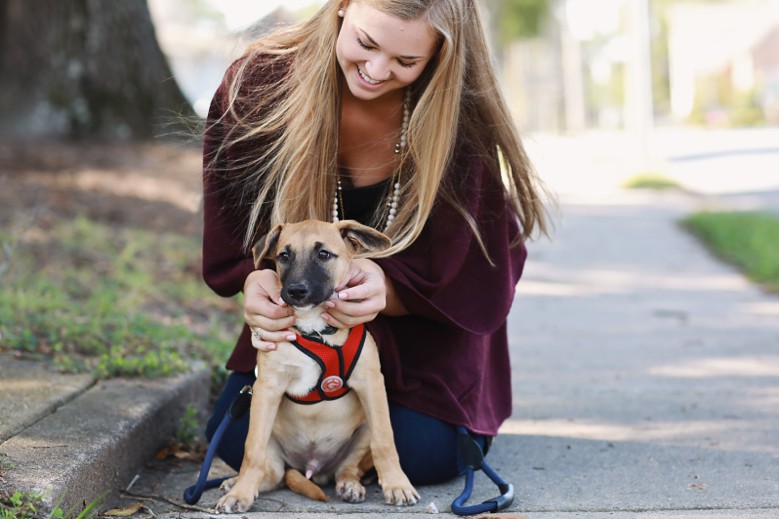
[0,490,105,519]
[0,214,240,378]
[682,210,779,291]
[623,173,681,190]
[0,491,40,519]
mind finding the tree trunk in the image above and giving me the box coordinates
[0,0,195,139]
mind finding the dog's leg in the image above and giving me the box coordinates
[215,380,286,513]
[349,344,419,506]
[333,424,371,503]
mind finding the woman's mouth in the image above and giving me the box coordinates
[358,67,384,86]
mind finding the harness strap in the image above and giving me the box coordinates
[286,324,366,405]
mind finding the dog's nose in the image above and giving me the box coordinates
[286,283,309,302]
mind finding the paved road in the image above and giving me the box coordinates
[528,126,779,210]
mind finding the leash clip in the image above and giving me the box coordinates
[229,385,253,420]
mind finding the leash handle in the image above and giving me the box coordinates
[183,385,253,505]
[451,427,515,516]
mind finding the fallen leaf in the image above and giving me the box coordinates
[154,446,171,460]
[101,502,144,517]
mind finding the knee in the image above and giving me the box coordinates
[389,404,460,485]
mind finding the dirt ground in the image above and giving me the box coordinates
[0,139,205,238]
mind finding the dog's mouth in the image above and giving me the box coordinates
[289,303,315,312]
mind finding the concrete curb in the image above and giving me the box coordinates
[0,369,210,515]
[0,353,94,445]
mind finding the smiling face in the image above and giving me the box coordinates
[336,1,438,101]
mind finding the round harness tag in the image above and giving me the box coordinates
[321,376,344,393]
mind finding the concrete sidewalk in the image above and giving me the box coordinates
[503,190,779,517]
[2,131,779,517]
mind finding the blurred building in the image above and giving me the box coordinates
[667,0,779,126]
[503,0,779,134]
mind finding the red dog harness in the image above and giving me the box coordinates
[286,324,366,405]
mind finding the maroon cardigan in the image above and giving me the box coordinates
[201,55,527,435]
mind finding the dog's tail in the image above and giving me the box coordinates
[284,468,328,502]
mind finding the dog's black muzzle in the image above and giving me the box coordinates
[281,279,332,308]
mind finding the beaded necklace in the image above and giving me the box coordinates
[332,89,410,233]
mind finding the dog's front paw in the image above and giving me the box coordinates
[382,482,419,506]
[336,479,366,503]
[215,491,255,514]
[219,476,238,493]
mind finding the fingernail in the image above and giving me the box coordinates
[338,291,348,300]
[325,301,335,308]
[286,334,296,341]
[321,313,330,321]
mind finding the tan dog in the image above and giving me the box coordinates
[215,219,419,513]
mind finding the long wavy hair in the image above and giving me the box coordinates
[210,0,548,258]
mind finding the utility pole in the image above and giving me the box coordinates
[560,10,587,134]
[625,0,654,164]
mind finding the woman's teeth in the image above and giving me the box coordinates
[358,67,382,85]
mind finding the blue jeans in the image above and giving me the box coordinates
[205,371,490,485]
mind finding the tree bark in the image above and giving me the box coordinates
[0,0,195,139]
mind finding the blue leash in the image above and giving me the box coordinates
[183,385,253,505]
[451,426,515,516]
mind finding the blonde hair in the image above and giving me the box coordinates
[210,0,548,258]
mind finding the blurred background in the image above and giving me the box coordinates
[2,0,779,138]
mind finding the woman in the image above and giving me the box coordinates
[202,0,548,486]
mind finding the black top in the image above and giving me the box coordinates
[340,177,392,227]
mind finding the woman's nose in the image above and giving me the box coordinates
[365,58,391,81]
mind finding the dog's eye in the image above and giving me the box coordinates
[318,250,332,261]
[277,251,290,263]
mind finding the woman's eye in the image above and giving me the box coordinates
[356,37,372,50]
[357,36,416,68]
[318,250,332,260]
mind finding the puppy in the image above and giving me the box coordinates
[216,219,419,513]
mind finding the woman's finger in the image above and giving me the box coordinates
[245,310,296,332]
[250,327,296,351]
[321,311,350,330]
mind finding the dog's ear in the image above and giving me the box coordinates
[336,220,392,256]
[251,224,284,268]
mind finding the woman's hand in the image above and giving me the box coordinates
[243,269,296,351]
[323,258,406,328]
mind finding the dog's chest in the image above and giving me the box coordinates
[271,343,367,477]
[282,344,323,397]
